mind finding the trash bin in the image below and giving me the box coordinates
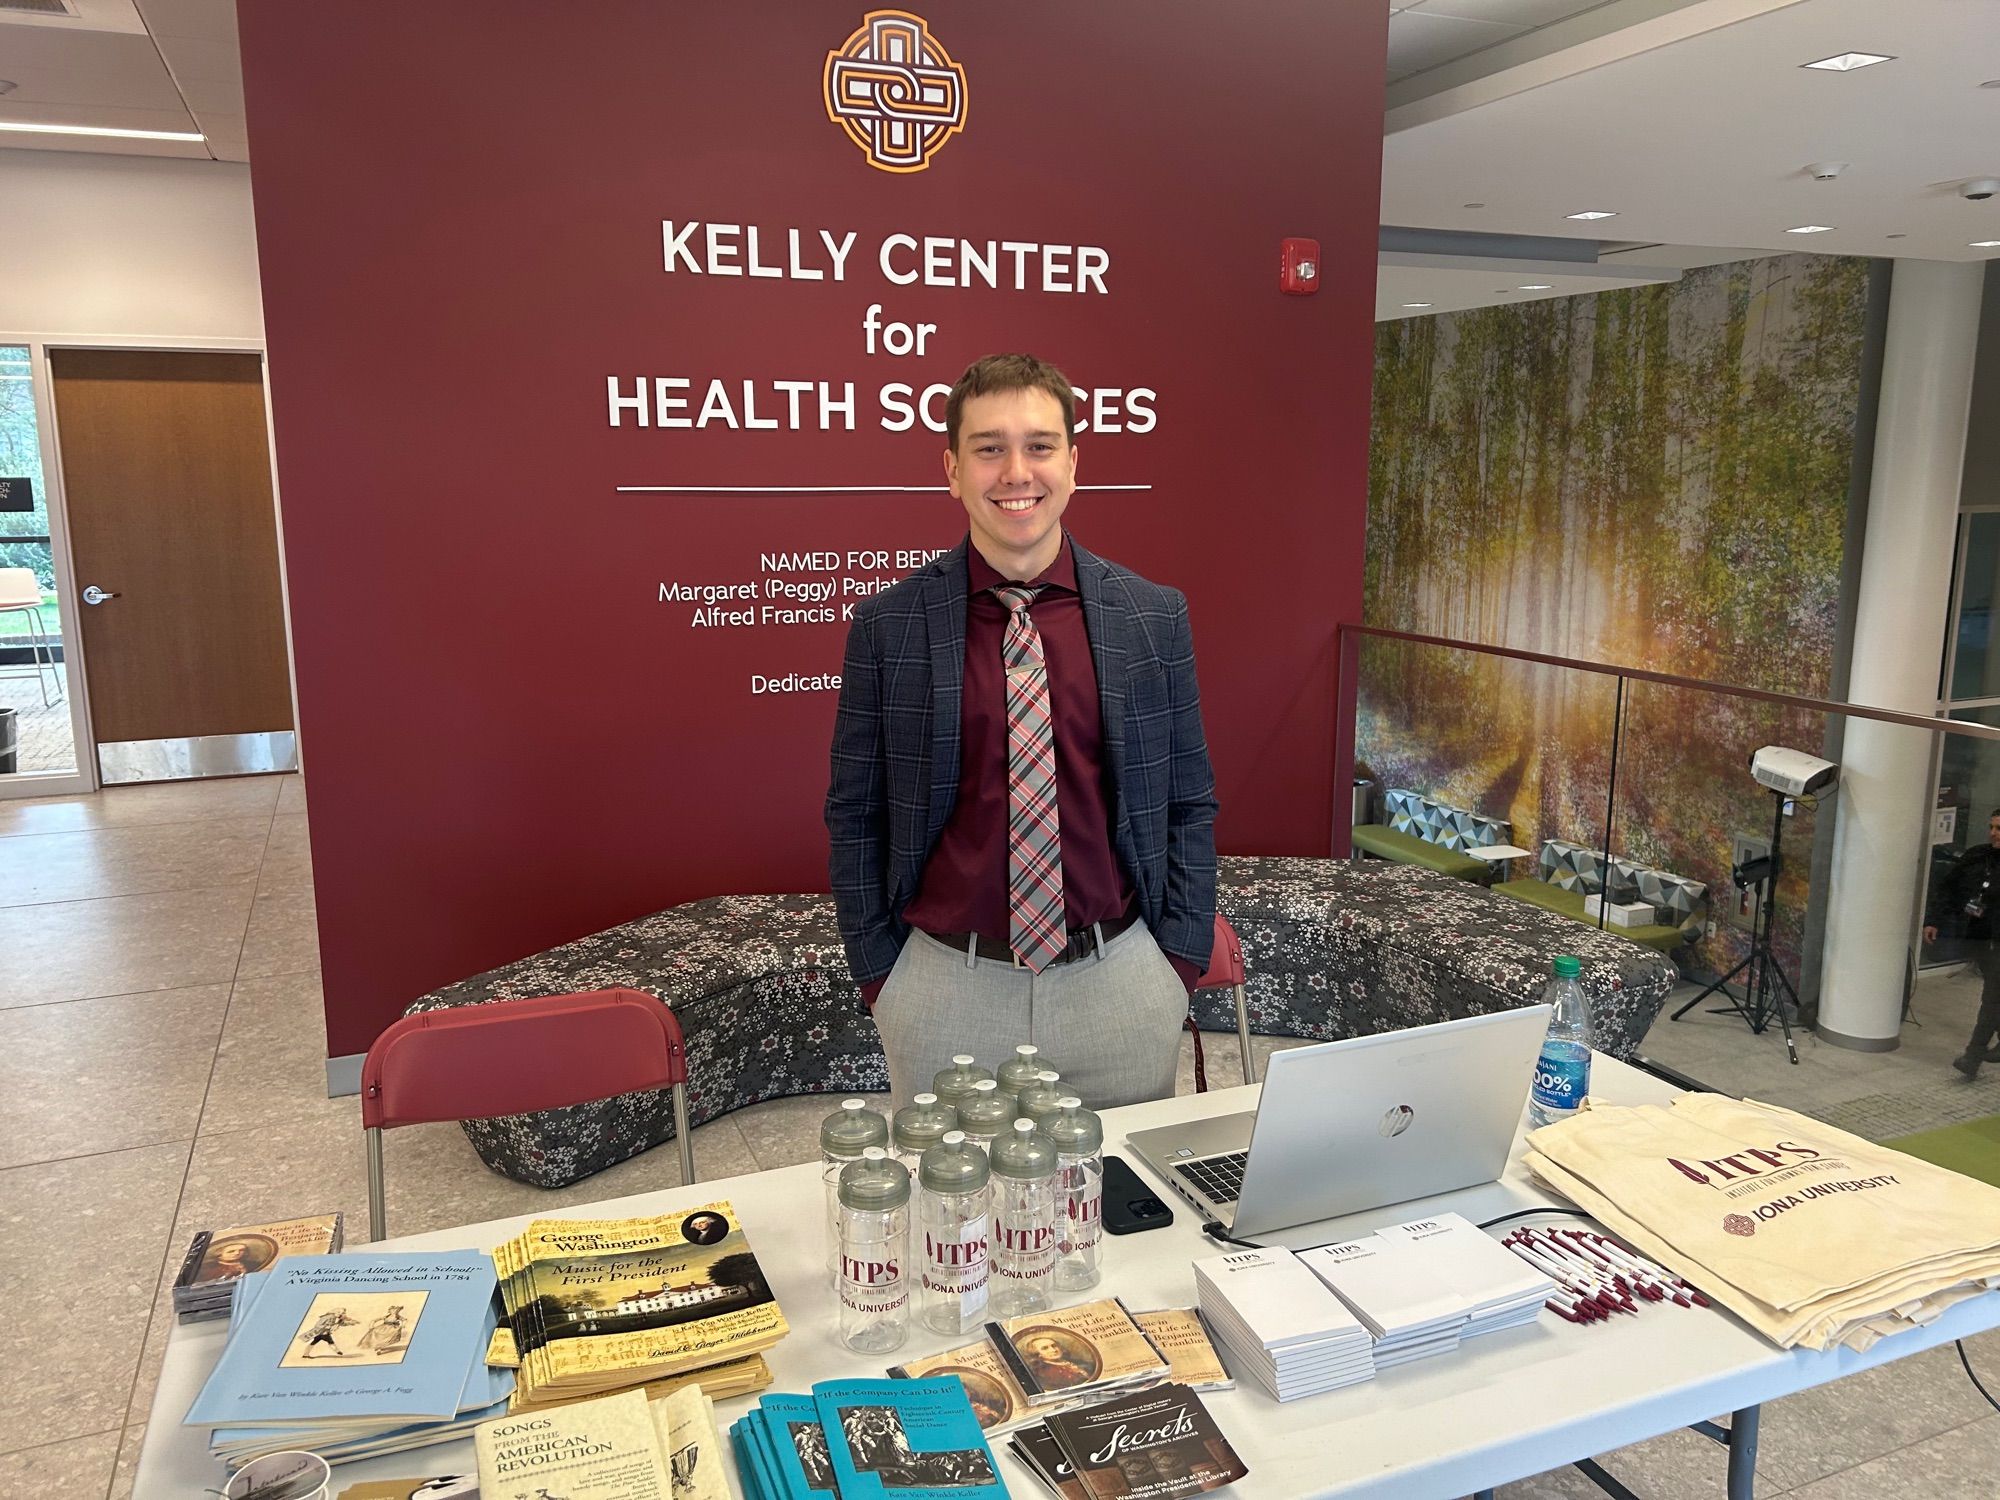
[1351,777,1375,831]
[0,706,16,775]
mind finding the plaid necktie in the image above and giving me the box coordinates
[992,584,1065,972]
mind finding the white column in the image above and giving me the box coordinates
[1818,260,1985,1050]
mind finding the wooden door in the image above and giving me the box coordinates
[50,350,293,758]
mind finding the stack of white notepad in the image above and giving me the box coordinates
[1376,1213,1553,1338]
[1297,1237,1471,1367]
[1192,1246,1375,1401]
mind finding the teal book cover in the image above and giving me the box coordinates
[757,1393,844,1500]
[813,1377,1007,1500]
[734,1413,786,1500]
[185,1251,497,1428]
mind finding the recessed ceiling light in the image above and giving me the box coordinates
[1802,52,1894,72]
[1463,202,1486,210]
[1983,80,2000,89]
[1886,233,1907,239]
[1401,302,1433,309]
[1565,210,1617,221]
[0,121,205,142]
[1973,241,2000,249]
[1786,225,1836,234]
[0,81,17,96]
[1518,284,1554,291]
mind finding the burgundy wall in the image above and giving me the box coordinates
[237,1,1386,1057]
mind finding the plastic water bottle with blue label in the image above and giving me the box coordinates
[1529,955,1593,1128]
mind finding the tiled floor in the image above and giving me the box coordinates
[0,658,76,773]
[0,771,1995,1497]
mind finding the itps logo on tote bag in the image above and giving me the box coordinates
[824,10,968,173]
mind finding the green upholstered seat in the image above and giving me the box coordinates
[1493,878,1687,954]
[1350,824,1494,884]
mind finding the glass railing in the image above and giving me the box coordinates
[1338,622,2000,1118]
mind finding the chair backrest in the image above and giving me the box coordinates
[1195,913,1245,991]
[0,568,41,609]
[361,989,687,1132]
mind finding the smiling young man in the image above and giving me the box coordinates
[826,353,1218,1107]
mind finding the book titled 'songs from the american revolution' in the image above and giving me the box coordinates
[496,1203,788,1401]
[1045,1384,1247,1500]
[474,1386,670,1500]
[987,1297,1169,1405]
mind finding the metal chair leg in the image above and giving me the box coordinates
[1234,981,1256,1085]
[0,604,52,708]
[29,614,58,706]
[673,1082,697,1185]
[366,1126,387,1243]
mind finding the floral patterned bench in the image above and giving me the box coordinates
[408,857,1676,1188]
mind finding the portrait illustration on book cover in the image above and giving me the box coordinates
[280,1290,430,1367]
[1013,1326,1102,1391]
[194,1231,280,1283]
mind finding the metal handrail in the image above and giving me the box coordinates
[1338,623,2000,742]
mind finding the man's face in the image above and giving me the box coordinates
[1026,1337,1063,1363]
[1986,815,1998,849]
[944,387,1076,579]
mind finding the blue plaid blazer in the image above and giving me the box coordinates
[826,536,1218,988]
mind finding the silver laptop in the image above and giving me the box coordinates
[1126,1006,1552,1236]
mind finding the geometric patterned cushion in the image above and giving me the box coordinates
[1382,788,1509,852]
[1613,859,1708,931]
[1541,838,1616,897]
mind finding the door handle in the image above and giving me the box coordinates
[82,585,119,605]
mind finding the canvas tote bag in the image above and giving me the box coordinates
[1525,1094,2000,1349]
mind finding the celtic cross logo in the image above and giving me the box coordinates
[823,10,968,174]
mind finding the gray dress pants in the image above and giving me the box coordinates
[872,920,1188,1109]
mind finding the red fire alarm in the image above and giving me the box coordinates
[1279,237,1321,295]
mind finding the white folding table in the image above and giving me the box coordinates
[136,1057,2000,1499]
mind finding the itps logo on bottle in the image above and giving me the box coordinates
[824,10,968,173]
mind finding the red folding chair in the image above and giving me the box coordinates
[1184,913,1256,1092]
[360,988,694,1241]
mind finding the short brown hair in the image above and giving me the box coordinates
[944,353,1077,450]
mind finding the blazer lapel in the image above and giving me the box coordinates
[1073,540,1132,847]
[923,542,969,848]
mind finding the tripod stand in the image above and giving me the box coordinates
[1672,789,1801,1065]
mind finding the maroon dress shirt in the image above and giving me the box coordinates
[866,536,1200,1002]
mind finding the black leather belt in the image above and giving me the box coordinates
[925,908,1141,967]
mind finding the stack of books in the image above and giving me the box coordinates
[171,1212,344,1322]
[182,1250,513,1470]
[496,1202,789,1408]
[1191,1246,1374,1401]
[732,1377,1006,1500]
[1298,1237,1470,1367]
[471,1380,729,1500]
[1376,1214,1553,1338]
[1011,1383,1247,1500]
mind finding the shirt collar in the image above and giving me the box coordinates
[965,533,1076,596]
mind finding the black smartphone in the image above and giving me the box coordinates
[1100,1153,1174,1235]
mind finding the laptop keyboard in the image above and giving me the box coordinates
[1172,1150,1249,1204]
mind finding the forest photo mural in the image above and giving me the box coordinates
[1360,253,1872,982]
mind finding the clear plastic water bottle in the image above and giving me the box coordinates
[892,1094,957,1174]
[932,1054,993,1114]
[1017,1070,1068,1128]
[955,1078,1017,1149]
[996,1043,1045,1103]
[1045,1097,1105,1292]
[837,1147,911,1353]
[916,1130,992,1336]
[1529,955,1594,1128]
[820,1098,889,1287]
[988,1118,1059,1317]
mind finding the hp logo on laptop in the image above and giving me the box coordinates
[1379,1104,1416,1138]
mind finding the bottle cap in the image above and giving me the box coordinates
[996,1044,1046,1097]
[1043,1097,1103,1154]
[838,1146,911,1211]
[955,1083,1017,1137]
[932,1057,994,1110]
[1017,1073,1068,1126]
[988,1117,1058,1179]
[893,1096,958,1153]
[820,1097,889,1157]
[919,1129,991,1193]
[1553,955,1582,979]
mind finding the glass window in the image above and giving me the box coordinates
[0,346,75,776]
[1950,513,2000,701]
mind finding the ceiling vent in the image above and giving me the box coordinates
[0,0,81,15]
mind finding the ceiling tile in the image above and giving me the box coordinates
[1387,9,1525,75]
[133,0,237,42]
[1417,0,1608,26]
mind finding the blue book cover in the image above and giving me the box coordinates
[185,1251,497,1428]
[812,1377,1007,1500]
[734,1413,785,1500]
[757,1393,845,1500]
